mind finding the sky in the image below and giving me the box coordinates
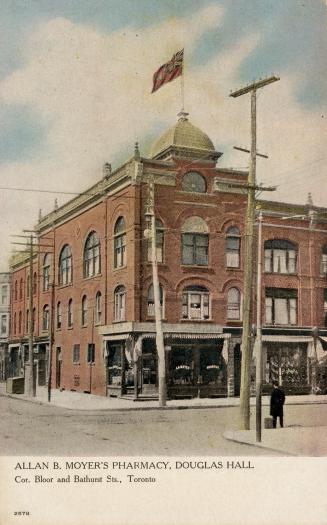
[0,0,326,271]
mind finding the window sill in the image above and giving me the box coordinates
[73,362,80,365]
[181,266,214,274]
[144,262,168,268]
[226,267,242,271]
[180,318,213,323]
[82,273,102,282]
[67,326,73,330]
[264,272,298,276]
[113,266,127,272]
[113,319,126,324]
[58,283,73,290]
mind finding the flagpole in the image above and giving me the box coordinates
[180,48,185,110]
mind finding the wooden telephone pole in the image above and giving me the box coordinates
[230,76,280,430]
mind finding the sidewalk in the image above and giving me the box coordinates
[223,426,327,456]
[1,382,327,412]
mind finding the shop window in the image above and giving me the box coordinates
[42,305,50,331]
[147,219,164,263]
[182,172,206,193]
[266,343,308,388]
[107,345,122,386]
[81,295,88,326]
[181,216,209,266]
[59,245,72,286]
[68,299,73,328]
[324,289,327,328]
[226,227,240,268]
[114,286,126,322]
[72,344,80,364]
[18,311,22,334]
[171,348,194,385]
[264,240,297,274]
[0,314,7,335]
[321,245,327,276]
[56,302,62,329]
[87,343,95,364]
[14,281,18,301]
[83,231,100,278]
[227,287,241,320]
[199,346,227,386]
[95,291,102,324]
[265,288,297,326]
[43,254,50,291]
[182,286,210,320]
[114,217,126,268]
[147,284,164,317]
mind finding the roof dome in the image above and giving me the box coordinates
[150,111,219,161]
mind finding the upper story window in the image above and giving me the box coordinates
[59,245,72,286]
[227,287,241,320]
[114,285,126,322]
[321,245,327,276]
[265,288,297,326]
[226,227,240,268]
[81,295,88,326]
[83,231,100,278]
[182,285,210,320]
[181,216,209,266]
[147,219,164,263]
[264,240,297,274]
[1,284,8,305]
[68,299,73,328]
[182,172,206,193]
[32,308,36,332]
[56,302,62,330]
[20,278,23,300]
[95,291,102,324]
[42,305,50,331]
[33,272,37,295]
[43,254,50,291]
[26,310,29,332]
[18,311,22,334]
[13,312,17,335]
[26,275,29,298]
[147,284,164,318]
[324,289,327,328]
[114,217,126,268]
[14,281,18,301]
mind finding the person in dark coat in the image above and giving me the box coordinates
[270,381,286,428]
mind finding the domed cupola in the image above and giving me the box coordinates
[150,111,222,162]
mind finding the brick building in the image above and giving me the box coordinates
[0,273,10,380]
[8,112,327,399]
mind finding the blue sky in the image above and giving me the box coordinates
[0,1,326,269]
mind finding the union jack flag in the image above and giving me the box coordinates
[151,49,184,93]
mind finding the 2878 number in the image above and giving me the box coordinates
[14,512,30,516]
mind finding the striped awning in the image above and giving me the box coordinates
[104,332,229,342]
[262,335,313,343]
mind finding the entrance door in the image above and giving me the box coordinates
[56,347,61,389]
[140,353,157,394]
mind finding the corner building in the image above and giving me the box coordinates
[9,113,327,399]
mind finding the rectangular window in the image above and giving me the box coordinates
[87,343,95,364]
[182,234,208,266]
[321,254,327,275]
[114,235,126,268]
[114,292,126,321]
[1,314,7,335]
[226,238,240,268]
[265,289,297,326]
[72,344,80,364]
[182,291,210,320]
[1,285,8,305]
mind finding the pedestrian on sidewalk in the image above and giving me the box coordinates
[270,380,285,428]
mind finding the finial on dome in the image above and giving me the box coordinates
[177,109,189,122]
[134,141,140,160]
[103,162,112,178]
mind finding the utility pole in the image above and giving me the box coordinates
[26,235,35,397]
[145,180,166,407]
[255,211,263,442]
[230,75,280,430]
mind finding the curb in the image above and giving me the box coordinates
[223,431,297,457]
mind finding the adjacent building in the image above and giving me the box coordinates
[0,273,10,380]
[8,112,327,399]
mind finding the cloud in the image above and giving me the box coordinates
[0,3,326,272]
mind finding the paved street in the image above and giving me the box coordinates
[2,395,327,456]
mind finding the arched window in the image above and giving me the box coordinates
[20,278,23,299]
[181,216,209,266]
[95,291,102,324]
[56,302,62,329]
[227,288,241,320]
[43,254,50,291]
[59,245,72,285]
[226,227,240,268]
[18,311,22,334]
[264,240,297,274]
[114,286,126,322]
[147,284,164,317]
[33,272,37,295]
[68,299,73,328]
[42,305,50,331]
[14,281,18,301]
[182,285,210,320]
[83,231,100,278]
[81,295,88,326]
[182,172,206,193]
[147,219,164,263]
[321,245,327,276]
[114,217,126,268]
[13,312,17,335]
